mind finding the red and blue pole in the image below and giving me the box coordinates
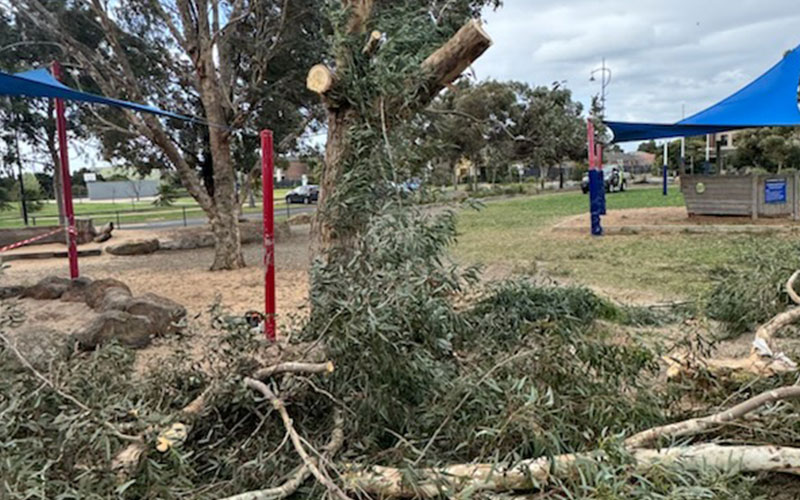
[587,119,603,236]
[52,61,79,279]
[260,130,276,341]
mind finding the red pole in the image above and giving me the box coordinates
[260,130,276,341]
[52,61,79,279]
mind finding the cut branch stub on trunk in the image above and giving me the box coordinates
[307,64,337,95]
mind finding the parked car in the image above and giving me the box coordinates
[285,185,319,204]
[581,167,629,194]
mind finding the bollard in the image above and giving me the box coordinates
[116,211,121,228]
[182,206,187,227]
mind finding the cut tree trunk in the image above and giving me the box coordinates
[314,107,359,253]
[309,18,492,253]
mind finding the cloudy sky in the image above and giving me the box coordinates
[474,0,800,133]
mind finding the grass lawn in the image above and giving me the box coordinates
[454,186,776,300]
[0,189,293,228]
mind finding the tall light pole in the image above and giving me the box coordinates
[590,58,612,118]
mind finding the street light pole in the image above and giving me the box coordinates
[590,58,612,118]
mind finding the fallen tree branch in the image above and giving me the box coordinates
[243,378,352,500]
[112,360,333,477]
[625,385,800,448]
[667,271,800,379]
[344,444,800,498]
[220,408,345,500]
[0,332,141,443]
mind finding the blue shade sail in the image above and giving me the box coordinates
[604,45,800,143]
[0,68,193,122]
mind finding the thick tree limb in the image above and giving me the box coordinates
[417,19,492,102]
[344,445,800,498]
[625,385,800,448]
[243,378,352,500]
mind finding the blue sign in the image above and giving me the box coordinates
[765,179,787,204]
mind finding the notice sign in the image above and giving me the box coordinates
[765,178,788,204]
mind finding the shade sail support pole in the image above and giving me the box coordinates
[51,61,78,279]
[662,140,668,196]
[261,130,276,342]
[587,120,603,236]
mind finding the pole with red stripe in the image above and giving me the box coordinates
[260,130,276,341]
[51,61,79,279]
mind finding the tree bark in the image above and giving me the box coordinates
[314,107,358,252]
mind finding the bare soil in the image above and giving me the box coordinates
[2,225,312,373]
[557,206,800,230]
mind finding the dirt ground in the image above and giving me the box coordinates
[557,206,800,230]
[2,225,312,372]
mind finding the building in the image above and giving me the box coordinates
[275,157,310,183]
[86,179,159,200]
[707,131,740,159]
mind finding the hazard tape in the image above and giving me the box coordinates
[0,226,68,253]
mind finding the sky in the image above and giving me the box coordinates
[473,0,800,134]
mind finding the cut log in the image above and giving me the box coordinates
[307,64,337,95]
[343,445,800,498]
[418,19,492,100]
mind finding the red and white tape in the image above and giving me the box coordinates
[0,226,69,253]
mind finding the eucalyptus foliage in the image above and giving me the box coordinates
[706,238,800,336]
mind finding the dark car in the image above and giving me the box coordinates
[285,185,319,204]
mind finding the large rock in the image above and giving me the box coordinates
[124,293,186,334]
[99,288,133,312]
[85,278,132,310]
[106,238,159,256]
[0,285,24,300]
[60,276,93,303]
[240,221,290,244]
[71,310,155,350]
[287,213,313,225]
[4,326,67,372]
[21,276,72,300]
[160,222,290,251]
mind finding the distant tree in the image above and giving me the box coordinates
[638,140,658,154]
[731,127,800,172]
[425,80,585,185]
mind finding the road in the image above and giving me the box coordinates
[118,204,316,230]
